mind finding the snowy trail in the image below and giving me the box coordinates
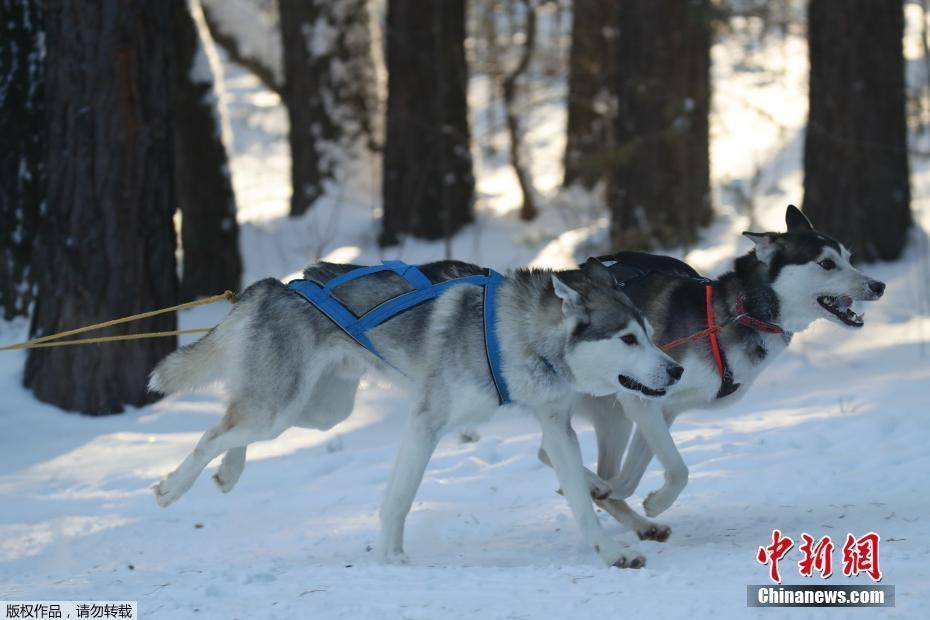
[3,24,930,619]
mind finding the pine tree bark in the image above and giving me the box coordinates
[563,0,618,189]
[608,0,712,250]
[380,0,474,245]
[24,0,179,415]
[280,0,377,216]
[173,0,242,300]
[0,0,44,320]
[803,0,911,262]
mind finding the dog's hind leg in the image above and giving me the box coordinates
[213,446,246,493]
[378,398,444,564]
[294,369,361,431]
[154,403,265,507]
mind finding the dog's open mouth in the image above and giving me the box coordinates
[618,374,667,398]
[817,294,864,328]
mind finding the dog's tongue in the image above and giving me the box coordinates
[835,295,853,311]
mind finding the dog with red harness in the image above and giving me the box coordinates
[538,206,887,561]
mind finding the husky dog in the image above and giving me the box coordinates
[538,206,887,545]
[149,257,683,567]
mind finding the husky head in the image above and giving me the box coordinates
[552,258,684,399]
[742,205,886,332]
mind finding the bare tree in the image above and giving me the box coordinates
[381,0,474,245]
[173,0,242,300]
[502,0,539,221]
[608,0,712,250]
[803,0,911,261]
[25,0,179,415]
[0,0,44,320]
[279,0,378,216]
[563,0,618,189]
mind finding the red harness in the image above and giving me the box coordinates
[661,284,784,397]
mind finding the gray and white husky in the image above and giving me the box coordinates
[149,257,683,566]
[542,206,886,550]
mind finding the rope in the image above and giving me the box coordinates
[0,290,236,352]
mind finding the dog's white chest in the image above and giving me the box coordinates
[666,334,787,410]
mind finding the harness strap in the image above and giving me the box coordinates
[483,270,511,405]
[351,274,491,334]
[706,284,740,398]
[705,285,724,379]
[287,279,383,360]
[288,262,512,406]
[734,293,784,334]
[323,260,432,293]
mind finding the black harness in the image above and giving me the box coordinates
[599,252,782,400]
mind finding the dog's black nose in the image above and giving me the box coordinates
[868,280,886,297]
[667,365,684,381]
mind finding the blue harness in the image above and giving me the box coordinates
[286,260,512,405]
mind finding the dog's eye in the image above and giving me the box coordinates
[620,334,638,346]
[818,259,836,270]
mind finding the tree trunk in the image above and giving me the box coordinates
[200,0,284,97]
[608,0,712,250]
[174,0,242,300]
[25,0,179,415]
[502,0,538,221]
[279,0,378,216]
[380,0,474,245]
[803,0,911,262]
[0,0,45,320]
[563,0,618,189]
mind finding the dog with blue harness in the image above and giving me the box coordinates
[149,256,683,568]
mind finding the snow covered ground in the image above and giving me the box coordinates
[2,15,930,619]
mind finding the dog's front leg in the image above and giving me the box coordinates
[535,408,645,568]
[619,399,687,518]
[587,402,672,542]
[609,408,678,499]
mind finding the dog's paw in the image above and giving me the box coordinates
[643,490,675,518]
[212,471,236,494]
[636,522,672,542]
[152,478,181,508]
[377,549,410,565]
[556,471,612,500]
[612,552,647,569]
[595,540,646,569]
[586,470,613,501]
[152,469,197,507]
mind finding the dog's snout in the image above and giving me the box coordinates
[868,280,886,298]
[666,364,684,382]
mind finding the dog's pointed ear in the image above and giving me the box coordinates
[742,231,779,264]
[551,274,586,320]
[785,204,813,232]
[581,257,617,288]
[552,274,582,305]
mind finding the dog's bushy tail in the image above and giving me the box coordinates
[148,329,225,394]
